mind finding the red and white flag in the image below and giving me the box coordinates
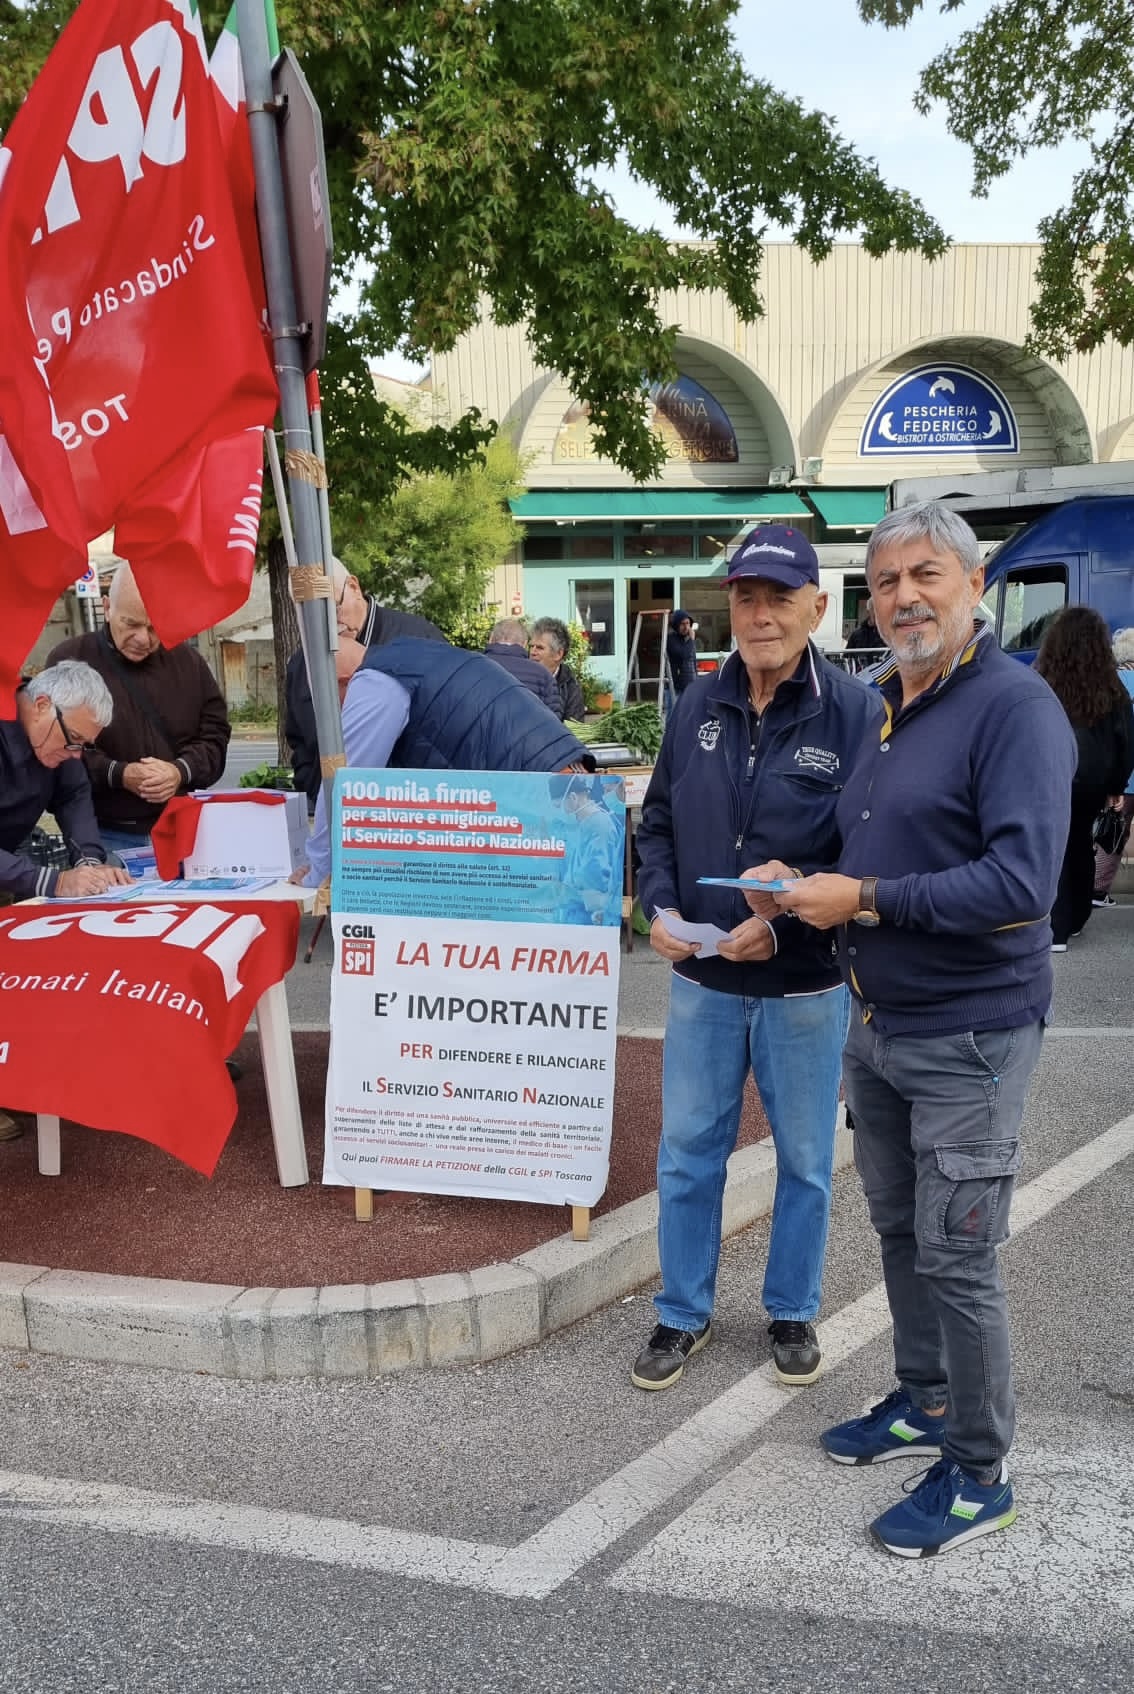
[0,0,279,709]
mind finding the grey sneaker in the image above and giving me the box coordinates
[631,1321,711,1391]
[768,1319,821,1386]
[0,1110,24,1142]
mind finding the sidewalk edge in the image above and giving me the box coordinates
[3,1116,852,1380]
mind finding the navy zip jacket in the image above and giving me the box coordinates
[637,644,881,996]
[362,640,592,773]
[0,712,107,899]
[836,626,1077,1036]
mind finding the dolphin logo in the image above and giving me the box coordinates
[982,411,1002,440]
[878,411,898,442]
[928,374,956,399]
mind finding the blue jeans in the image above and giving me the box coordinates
[843,1016,1043,1478]
[656,972,850,1331]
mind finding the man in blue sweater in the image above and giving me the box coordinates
[633,526,880,1393]
[767,502,1076,1558]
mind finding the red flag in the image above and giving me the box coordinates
[0,0,278,709]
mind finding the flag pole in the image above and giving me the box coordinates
[235,0,344,818]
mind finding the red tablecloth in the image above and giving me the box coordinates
[0,899,299,1175]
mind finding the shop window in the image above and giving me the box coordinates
[571,534,615,559]
[623,532,693,558]
[523,536,565,560]
[574,579,615,656]
[999,565,1068,653]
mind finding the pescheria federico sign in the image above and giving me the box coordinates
[860,364,1019,456]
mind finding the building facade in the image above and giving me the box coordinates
[430,243,1134,691]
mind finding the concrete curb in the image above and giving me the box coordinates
[0,1117,852,1381]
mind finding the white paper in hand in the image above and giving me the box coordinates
[654,908,733,959]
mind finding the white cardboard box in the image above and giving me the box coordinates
[181,791,309,878]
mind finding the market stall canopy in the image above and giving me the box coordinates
[803,489,887,531]
[510,490,810,523]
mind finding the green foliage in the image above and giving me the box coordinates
[859,0,1134,356]
[348,432,524,632]
[0,1,945,500]
[228,700,277,725]
[238,762,294,790]
[571,702,665,760]
[434,606,496,653]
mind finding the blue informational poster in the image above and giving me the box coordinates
[331,769,626,928]
[325,770,626,1206]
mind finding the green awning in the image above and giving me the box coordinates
[805,489,887,530]
[509,489,810,523]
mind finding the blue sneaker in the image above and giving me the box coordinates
[871,1458,1015,1558]
[820,1389,945,1466]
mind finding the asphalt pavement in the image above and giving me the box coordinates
[2,896,1132,1690]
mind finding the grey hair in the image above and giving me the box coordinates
[866,501,982,578]
[489,617,529,645]
[1112,626,1134,666]
[25,660,113,729]
[328,556,349,591]
[529,616,569,657]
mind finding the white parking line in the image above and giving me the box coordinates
[2,1113,1131,1599]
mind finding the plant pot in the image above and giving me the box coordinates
[593,691,614,712]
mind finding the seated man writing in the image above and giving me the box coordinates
[0,660,131,1139]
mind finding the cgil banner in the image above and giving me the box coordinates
[0,898,298,1174]
[324,769,626,1206]
[0,0,278,706]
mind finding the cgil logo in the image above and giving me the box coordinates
[34,12,195,243]
[0,903,265,1002]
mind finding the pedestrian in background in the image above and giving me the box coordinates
[484,618,563,717]
[529,617,587,721]
[665,610,698,696]
[1091,625,1134,906]
[1035,607,1134,950]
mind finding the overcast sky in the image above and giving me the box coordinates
[374,0,1090,379]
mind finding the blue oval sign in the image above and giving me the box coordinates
[860,364,1019,456]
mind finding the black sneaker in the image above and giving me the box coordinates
[768,1319,821,1386]
[631,1321,711,1391]
[1092,893,1117,908]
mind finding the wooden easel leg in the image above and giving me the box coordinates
[571,1205,590,1242]
[354,1186,374,1221]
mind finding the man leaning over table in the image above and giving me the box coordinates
[294,636,594,889]
[0,660,131,1140]
[759,501,1076,1559]
[631,525,881,1393]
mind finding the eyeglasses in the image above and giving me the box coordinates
[54,705,96,753]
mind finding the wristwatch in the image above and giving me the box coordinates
[852,876,881,927]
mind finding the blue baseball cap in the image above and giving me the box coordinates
[725,525,820,590]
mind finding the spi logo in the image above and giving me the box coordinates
[340,924,375,976]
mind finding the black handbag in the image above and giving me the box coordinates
[1092,804,1127,858]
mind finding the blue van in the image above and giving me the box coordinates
[890,468,1134,663]
[981,497,1134,661]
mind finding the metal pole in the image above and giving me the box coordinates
[306,372,339,654]
[236,0,344,814]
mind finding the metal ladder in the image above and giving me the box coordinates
[623,609,676,708]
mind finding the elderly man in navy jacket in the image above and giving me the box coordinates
[633,526,880,1394]
[770,502,1075,1559]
